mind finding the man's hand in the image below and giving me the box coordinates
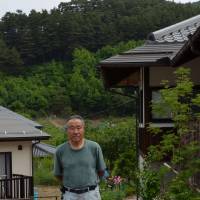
[55,175,63,183]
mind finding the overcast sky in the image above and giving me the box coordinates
[0,0,70,19]
[0,0,199,19]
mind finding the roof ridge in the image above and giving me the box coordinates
[148,15,200,42]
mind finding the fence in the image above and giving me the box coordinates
[0,174,33,199]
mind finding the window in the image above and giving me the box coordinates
[151,90,172,122]
[0,152,12,179]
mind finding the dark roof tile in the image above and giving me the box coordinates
[100,43,184,67]
[148,15,200,43]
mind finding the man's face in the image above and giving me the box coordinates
[66,119,84,143]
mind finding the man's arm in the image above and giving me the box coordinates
[54,149,63,185]
[96,144,108,179]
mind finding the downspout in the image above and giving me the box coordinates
[32,140,40,197]
[108,87,140,200]
[135,87,140,200]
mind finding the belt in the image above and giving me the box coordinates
[63,185,97,194]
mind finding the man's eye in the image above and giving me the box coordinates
[69,126,82,130]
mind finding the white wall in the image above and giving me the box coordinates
[0,141,32,176]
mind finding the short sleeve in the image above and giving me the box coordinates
[53,149,63,176]
[96,144,106,171]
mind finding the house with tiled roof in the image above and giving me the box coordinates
[99,14,200,195]
[101,14,200,85]
[0,106,50,199]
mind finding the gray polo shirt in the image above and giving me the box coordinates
[54,139,106,188]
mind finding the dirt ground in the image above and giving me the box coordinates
[36,185,61,199]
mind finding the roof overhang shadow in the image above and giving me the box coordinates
[100,65,140,88]
[99,43,182,88]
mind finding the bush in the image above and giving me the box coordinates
[34,157,58,185]
[101,190,126,200]
[112,149,137,182]
[85,117,136,170]
[123,184,136,197]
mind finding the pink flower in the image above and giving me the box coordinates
[113,176,122,185]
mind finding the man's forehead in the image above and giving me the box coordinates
[67,119,84,125]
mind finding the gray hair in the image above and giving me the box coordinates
[64,115,85,130]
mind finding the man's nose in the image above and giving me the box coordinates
[74,128,79,133]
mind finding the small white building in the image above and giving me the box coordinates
[0,106,50,199]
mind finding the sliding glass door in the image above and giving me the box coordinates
[0,152,12,179]
[0,152,12,198]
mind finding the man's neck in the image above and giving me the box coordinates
[69,139,85,150]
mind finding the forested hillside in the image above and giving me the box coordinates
[0,41,141,117]
[0,0,200,117]
[1,0,200,65]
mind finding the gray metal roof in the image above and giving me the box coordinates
[33,142,56,157]
[100,43,184,67]
[0,107,50,141]
[0,106,42,128]
[148,15,200,43]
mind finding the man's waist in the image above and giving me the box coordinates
[62,185,97,194]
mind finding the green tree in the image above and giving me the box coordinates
[0,38,23,74]
[68,48,103,113]
[140,67,200,200]
[1,0,200,66]
[86,118,136,170]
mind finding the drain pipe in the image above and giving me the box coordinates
[32,139,40,198]
[108,87,140,200]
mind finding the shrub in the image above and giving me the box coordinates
[101,190,125,200]
[34,157,58,185]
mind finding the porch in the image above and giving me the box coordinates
[0,174,33,199]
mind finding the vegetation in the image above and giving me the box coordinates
[34,157,58,186]
[101,190,126,200]
[0,0,200,66]
[0,41,140,117]
[139,67,200,200]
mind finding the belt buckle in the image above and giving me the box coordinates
[77,187,89,194]
[73,188,82,194]
[76,188,84,194]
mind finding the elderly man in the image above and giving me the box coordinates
[54,115,106,200]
